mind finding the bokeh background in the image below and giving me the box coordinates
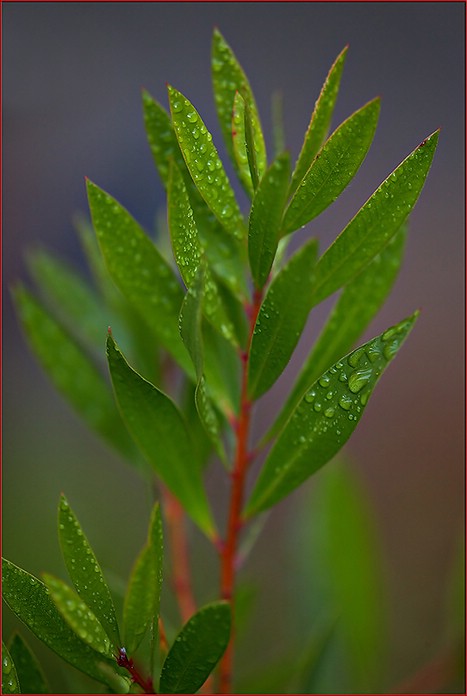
[3,2,464,693]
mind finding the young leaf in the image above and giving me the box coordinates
[2,560,118,687]
[290,46,348,193]
[106,334,216,539]
[8,634,49,695]
[232,92,264,196]
[159,601,231,694]
[86,180,192,375]
[248,153,291,289]
[123,503,163,654]
[311,130,439,306]
[269,225,407,438]
[282,98,381,235]
[2,642,20,694]
[58,495,121,647]
[212,28,267,189]
[12,285,136,460]
[42,574,113,657]
[248,238,318,401]
[168,85,245,241]
[244,312,418,516]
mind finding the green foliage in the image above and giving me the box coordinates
[5,28,444,694]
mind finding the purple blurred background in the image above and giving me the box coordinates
[3,2,464,690]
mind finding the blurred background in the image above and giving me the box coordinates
[3,2,464,693]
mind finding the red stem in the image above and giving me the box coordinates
[117,648,155,694]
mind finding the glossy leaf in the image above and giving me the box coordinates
[43,574,113,657]
[86,180,192,375]
[8,634,49,695]
[244,312,418,516]
[106,334,216,539]
[248,153,291,289]
[58,495,121,647]
[248,238,318,400]
[2,642,20,694]
[212,28,267,191]
[290,46,348,193]
[12,285,135,459]
[283,98,380,235]
[159,601,231,694]
[311,131,439,306]
[270,225,407,438]
[123,503,163,654]
[1,560,119,688]
[232,92,263,196]
[168,85,245,241]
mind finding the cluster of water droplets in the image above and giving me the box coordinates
[2,651,18,693]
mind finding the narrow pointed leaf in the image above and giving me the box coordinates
[248,153,291,289]
[168,85,245,241]
[248,238,318,400]
[123,503,163,654]
[232,92,263,195]
[142,89,186,188]
[58,495,121,647]
[8,634,49,694]
[244,312,418,516]
[270,225,407,438]
[290,46,348,193]
[311,131,439,305]
[106,334,216,539]
[283,98,380,235]
[12,285,135,459]
[2,642,20,694]
[212,28,267,188]
[86,180,192,375]
[2,560,118,687]
[42,574,113,657]
[159,601,231,694]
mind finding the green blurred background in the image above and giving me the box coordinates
[3,2,464,693]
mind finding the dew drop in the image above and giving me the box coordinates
[313,402,322,413]
[339,394,353,411]
[186,111,198,123]
[304,391,315,403]
[339,371,348,382]
[172,101,183,113]
[324,407,335,418]
[348,367,373,393]
[348,346,365,367]
[318,374,331,387]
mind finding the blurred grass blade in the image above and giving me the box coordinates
[107,334,216,539]
[311,131,439,305]
[42,574,113,657]
[290,46,348,193]
[123,503,163,654]
[58,495,121,647]
[269,225,407,438]
[212,28,267,189]
[86,180,192,375]
[283,98,380,235]
[248,238,318,400]
[2,560,119,688]
[244,312,418,516]
[168,85,245,241]
[12,285,136,460]
[2,642,20,694]
[8,634,49,694]
[248,153,291,289]
[159,601,231,694]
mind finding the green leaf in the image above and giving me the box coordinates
[2,560,119,688]
[311,130,439,306]
[2,642,20,694]
[248,153,291,289]
[290,46,348,193]
[12,285,135,459]
[86,180,192,375]
[231,92,262,195]
[143,89,185,189]
[248,238,318,400]
[8,634,49,694]
[58,495,121,647]
[269,225,407,438]
[282,98,381,235]
[159,601,231,694]
[106,334,216,539]
[168,85,245,241]
[212,28,267,192]
[42,574,113,657]
[123,503,163,654]
[244,312,418,516]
